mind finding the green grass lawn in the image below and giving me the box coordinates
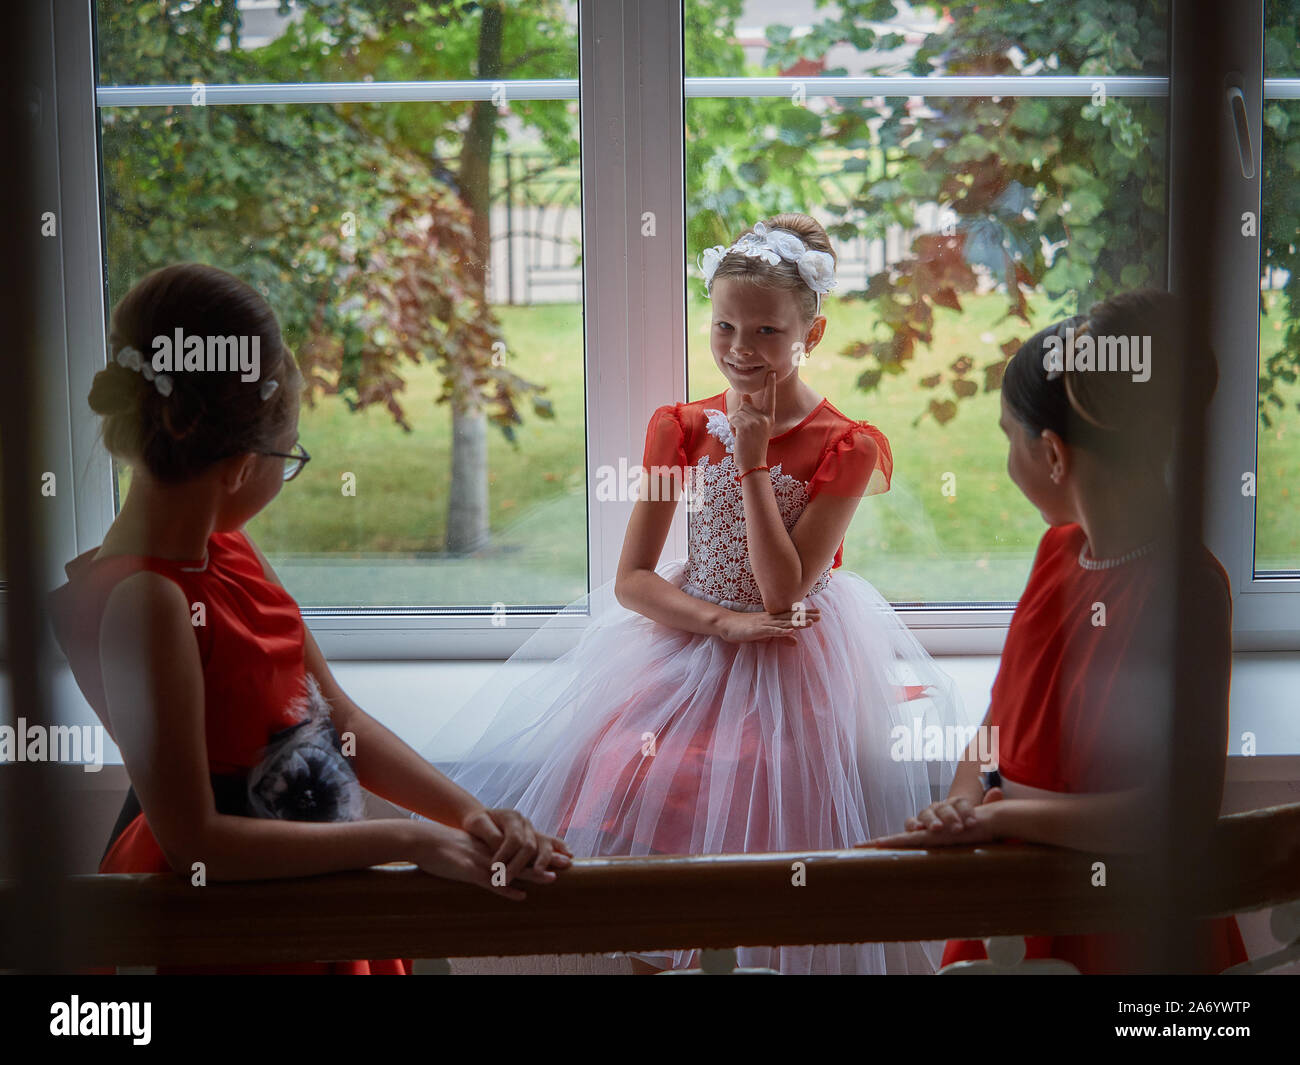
[1256,300,1300,571]
[228,291,1300,607]
[244,301,590,607]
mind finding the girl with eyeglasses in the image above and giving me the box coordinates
[49,262,570,975]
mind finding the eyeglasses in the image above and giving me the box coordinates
[260,441,311,482]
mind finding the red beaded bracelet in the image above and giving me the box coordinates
[735,464,771,484]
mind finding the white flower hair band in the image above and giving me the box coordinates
[697,221,838,316]
[115,345,174,397]
[114,346,280,400]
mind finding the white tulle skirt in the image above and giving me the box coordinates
[420,559,965,974]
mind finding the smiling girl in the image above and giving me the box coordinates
[419,214,965,974]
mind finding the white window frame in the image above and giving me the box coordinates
[34,0,1299,660]
[1200,2,1300,651]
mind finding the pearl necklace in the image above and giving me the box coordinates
[1077,539,1157,571]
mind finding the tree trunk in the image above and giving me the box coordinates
[445,2,504,555]
[445,409,490,554]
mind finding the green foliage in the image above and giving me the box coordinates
[97,0,574,437]
[688,0,1299,429]
[96,0,1300,440]
[843,0,1171,419]
[1260,4,1300,428]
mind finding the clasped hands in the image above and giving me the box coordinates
[412,805,572,901]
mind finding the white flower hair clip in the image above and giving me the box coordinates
[697,220,838,315]
[116,345,173,397]
[114,345,281,402]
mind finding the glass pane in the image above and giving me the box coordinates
[684,1,1168,604]
[1256,0,1300,576]
[95,0,585,610]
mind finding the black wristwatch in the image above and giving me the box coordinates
[981,769,1002,793]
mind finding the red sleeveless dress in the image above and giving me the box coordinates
[49,529,410,975]
[940,523,1248,974]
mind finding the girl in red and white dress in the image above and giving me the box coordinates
[421,214,966,974]
[49,263,570,975]
[868,290,1249,974]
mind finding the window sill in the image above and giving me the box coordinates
[18,652,1300,776]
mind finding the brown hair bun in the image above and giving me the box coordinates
[92,263,302,482]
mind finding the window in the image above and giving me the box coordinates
[684,1,1168,605]
[38,0,1297,655]
[1256,0,1300,576]
[95,0,586,612]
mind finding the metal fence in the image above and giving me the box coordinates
[487,148,937,305]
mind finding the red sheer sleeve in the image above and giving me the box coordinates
[640,404,689,480]
[808,422,892,499]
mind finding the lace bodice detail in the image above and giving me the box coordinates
[682,410,833,607]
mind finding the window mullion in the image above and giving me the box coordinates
[53,0,114,574]
[1183,2,1297,649]
[580,0,688,596]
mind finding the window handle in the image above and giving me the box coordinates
[1226,84,1255,180]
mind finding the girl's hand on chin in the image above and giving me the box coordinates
[730,370,777,471]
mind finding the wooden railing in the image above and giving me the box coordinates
[2,803,1297,969]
